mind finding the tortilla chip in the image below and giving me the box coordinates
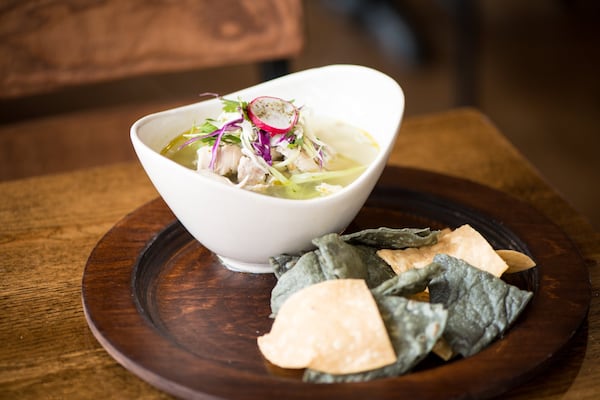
[432,337,455,361]
[341,227,440,249]
[429,254,533,357]
[409,291,430,302]
[496,249,536,273]
[377,224,509,277]
[258,279,396,375]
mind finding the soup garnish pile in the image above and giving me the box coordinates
[161,95,378,200]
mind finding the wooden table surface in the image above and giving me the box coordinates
[1,108,598,399]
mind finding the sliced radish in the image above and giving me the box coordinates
[247,96,299,135]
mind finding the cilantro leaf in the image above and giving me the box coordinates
[194,120,219,135]
[221,98,248,113]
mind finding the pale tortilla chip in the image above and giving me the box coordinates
[377,224,509,277]
[432,337,455,361]
[257,279,396,375]
[408,291,430,302]
[496,249,536,273]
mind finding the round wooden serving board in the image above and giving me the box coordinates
[82,167,590,400]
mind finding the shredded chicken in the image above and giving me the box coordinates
[197,144,242,176]
[237,155,267,186]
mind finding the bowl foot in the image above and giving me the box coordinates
[217,256,273,274]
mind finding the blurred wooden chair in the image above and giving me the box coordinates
[0,0,304,181]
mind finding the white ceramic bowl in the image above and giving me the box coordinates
[131,65,404,273]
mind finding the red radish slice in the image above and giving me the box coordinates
[247,96,299,134]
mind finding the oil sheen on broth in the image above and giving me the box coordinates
[161,115,379,200]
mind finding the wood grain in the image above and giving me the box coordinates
[0,0,304,98]
[1,109,598,399]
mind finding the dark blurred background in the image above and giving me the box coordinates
[299,0,599,230]
[1,0,598,229]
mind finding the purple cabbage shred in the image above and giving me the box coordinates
[253,129,272,165]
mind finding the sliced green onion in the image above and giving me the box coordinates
[289,165,367,184]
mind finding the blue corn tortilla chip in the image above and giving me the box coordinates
[313,233,369,280]
[270,253,300,279]
[428,254,533,357]
[341,227,440,249]
[371,262,443,298]
[353,245,397,287]
[270,251,326,315]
